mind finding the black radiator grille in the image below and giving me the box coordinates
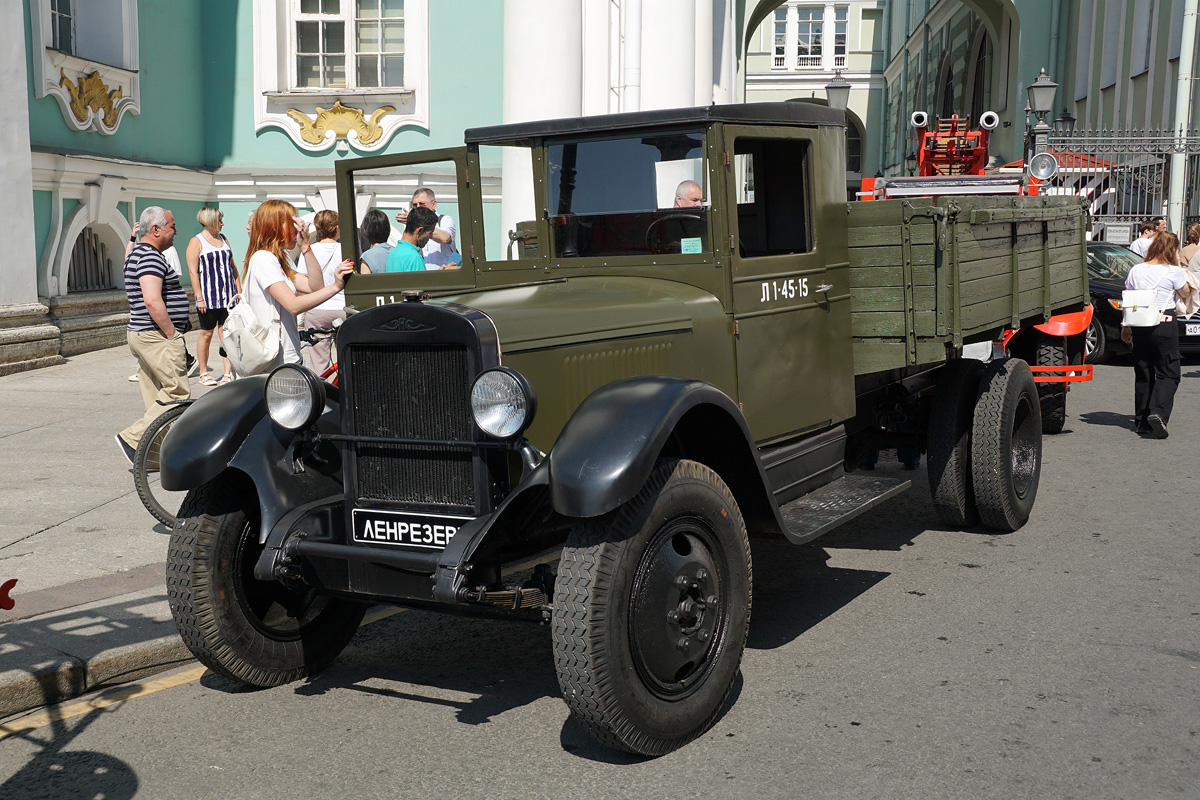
[347,344,474,508]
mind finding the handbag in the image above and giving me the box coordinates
[222,289,282,376]
[1121,288,1159,327]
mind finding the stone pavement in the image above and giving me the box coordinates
[0,334,220,718]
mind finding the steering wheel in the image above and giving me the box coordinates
[646,212,706,254]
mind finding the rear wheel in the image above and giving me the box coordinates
[926,359,983,527]
[1084,314,1107,364]
[1036,333,1068,435]
[166,472,365,687]
[552,459,751,756]
[971,358,1042,531]
[134,403,189,527]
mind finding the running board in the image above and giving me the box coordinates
[778,473,912,545]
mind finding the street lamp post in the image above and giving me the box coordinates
[1025,68,1059,183]
[824,69,851,112]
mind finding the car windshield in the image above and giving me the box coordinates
[1087,244,1141,280]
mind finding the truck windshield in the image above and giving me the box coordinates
[546,130,709,259]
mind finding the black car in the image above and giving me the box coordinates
[1085,242,1200,363]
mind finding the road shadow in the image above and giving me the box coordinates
[1078,410,1136,429]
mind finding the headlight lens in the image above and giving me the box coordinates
[470,368,535,440]
[265,365,325,430]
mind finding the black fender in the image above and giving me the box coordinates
[546,376,783,533]
[160,376,269,491]
[161,375,344,544]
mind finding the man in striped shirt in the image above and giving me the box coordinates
[116,207,191,461]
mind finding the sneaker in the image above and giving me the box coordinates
[1135,420,1152,435]
[115,434,136,465]
[1147,414,1169,439]
[128,373,139,382]
[185,353,200,377]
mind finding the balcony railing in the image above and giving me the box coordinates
[797,56,821,68]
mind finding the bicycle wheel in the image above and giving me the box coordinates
[134,403,190,527]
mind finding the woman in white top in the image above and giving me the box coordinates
[241,199,353,368]
[300,210,346,373]
[187,207,240,385]
[1121,232,1191,439]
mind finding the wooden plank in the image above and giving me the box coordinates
[847,244,936,268]
[849,285,937,313]
[952,227,1079,263]
[846,198,941,228]
[853,339,949,375]
[848,224,936,248]
[848,265,936,288]
[851,310,937,338]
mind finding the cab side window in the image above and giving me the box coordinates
[734,138,812,258]
[546,131,709,259]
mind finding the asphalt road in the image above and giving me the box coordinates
[1,359,1198,799]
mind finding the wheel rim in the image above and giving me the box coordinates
[1010,391,1039,497]
[233,519,331,639]
[628,516,728,701]
[1084,320,1099,359]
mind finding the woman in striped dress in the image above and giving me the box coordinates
[186,207,241,385]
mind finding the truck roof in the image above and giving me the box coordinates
[463,102,846,145]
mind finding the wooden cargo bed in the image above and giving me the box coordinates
[846,195,1089,376]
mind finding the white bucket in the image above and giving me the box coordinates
[1122,289,1160,327]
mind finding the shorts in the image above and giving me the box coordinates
[198,307,230,331]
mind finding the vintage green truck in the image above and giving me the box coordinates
[160,103,1089,756]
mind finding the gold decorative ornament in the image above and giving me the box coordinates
[59,69,123,129]
[286,100,396,146]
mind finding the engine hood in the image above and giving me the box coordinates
[431,276,725,354]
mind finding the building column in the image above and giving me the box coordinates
[500,0,582,258]
[0,1,39,309]
[640,0,697,110]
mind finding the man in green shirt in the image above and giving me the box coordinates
[385,206,438,272]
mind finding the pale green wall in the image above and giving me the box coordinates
[23,0,209,167]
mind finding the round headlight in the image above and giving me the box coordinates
[265,365,325,430]
[470,368,536,440]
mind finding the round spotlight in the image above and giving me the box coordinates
[265,364,326,431]
[470,368,536,441]
[979,110,1000,130]
[1029,152,1059,181]
[910,111,928,129]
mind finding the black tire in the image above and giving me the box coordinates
[552,459,751,756]
[970,358,1042,532]
[1084,314,1107,364]
[134,403,189,527]
[926,358,984,527]
[1036,333,1068,435]
[166,472,365,687]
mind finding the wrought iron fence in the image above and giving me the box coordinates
[1042,127,1200,242]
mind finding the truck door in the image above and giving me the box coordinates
[724,125,854,443]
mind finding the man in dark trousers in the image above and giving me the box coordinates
[116,206,191,461]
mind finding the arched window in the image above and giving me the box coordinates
[847,119,862,175]
[969,30,993,125]
[939,55,955,118]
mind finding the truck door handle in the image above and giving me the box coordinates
[816,283,833,294]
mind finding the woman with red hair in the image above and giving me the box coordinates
[241,199,353,367]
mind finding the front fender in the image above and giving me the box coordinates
[547,376,763,518]
[160,376,269,491]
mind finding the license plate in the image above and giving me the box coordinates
[1186,324,1200,336]
[351,508,471,550]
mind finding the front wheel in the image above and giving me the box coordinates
[166,472,365,687]
[1084,314,1107,364]
[134,403,190,527]
[552,459,751,756]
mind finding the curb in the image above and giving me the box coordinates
[0,585,192,719]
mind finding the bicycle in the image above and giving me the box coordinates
[134,398,194,527]
[134,327,339,527]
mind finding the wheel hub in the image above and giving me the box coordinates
[629,519,726,698]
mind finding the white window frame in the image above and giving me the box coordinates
[795,7,823,69]
[28,0,140,135]
[254,0,429,151]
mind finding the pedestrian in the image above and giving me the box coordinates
[384,206,438,273]
[1129,220,1157,259]
[301,210,346,373]
[186,207,240,386]
[116,207,191,462]
[1180,223,1200,267]
[356,209,393,274]
[394,187,459,269]
[1121,232,1191,439]
[241,199,353,368]
[124,225,197,381]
